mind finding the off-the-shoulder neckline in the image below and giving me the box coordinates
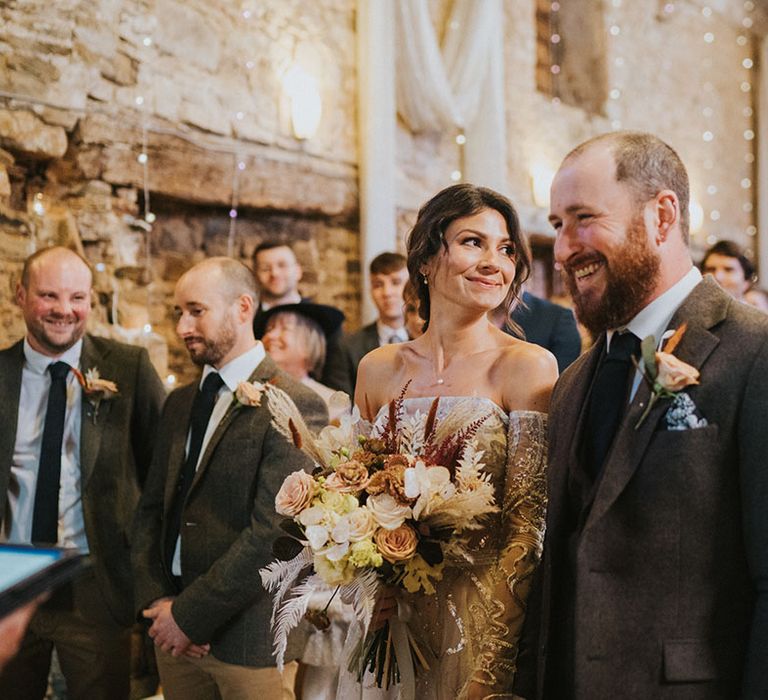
[371,395,547,420]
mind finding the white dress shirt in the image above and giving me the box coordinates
[607,266,703,401]
[172,342,266,575]
[376,321,408,346]
[3,338,89,552]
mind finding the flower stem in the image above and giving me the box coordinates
[635,393,658,430]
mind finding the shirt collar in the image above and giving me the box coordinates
[377,320,407,345]
[259,293,302,312]
[200,342,266,392]
[607,266,702,352]
[23,337,83,376]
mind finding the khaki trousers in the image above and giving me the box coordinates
[156,647,298,700]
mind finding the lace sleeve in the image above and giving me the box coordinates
[470,411,548,696]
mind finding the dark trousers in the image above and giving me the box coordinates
[0,571,131,700]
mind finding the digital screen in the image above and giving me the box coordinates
[0,546,62,592]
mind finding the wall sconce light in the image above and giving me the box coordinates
[282,64,322,140]
[530,163,556,208]
[689,196,704,234]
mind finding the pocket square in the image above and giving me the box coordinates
[664,392,708,431]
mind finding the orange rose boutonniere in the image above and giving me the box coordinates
[634,323,700,429]
[72,367,119,423]
[235,380,265,407]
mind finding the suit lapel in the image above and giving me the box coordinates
[188,356,280,492]
[585,278,726,531]
[79,335,105,488]
[163,384,197,513]
[549,340,603,529]
[0,341,24,509]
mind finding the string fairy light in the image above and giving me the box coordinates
[606,0,624,130]
[549,1,562,104]
[699,3,718,246]
[738,0,757,248]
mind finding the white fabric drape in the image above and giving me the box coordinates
[395,0,507,191]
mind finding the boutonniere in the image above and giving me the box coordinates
[235,380,266,407]
[634,323,700,429]
[71,367,119,423]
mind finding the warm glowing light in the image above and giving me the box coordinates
[531,163,556,208]
[689,197,704,233]
[282,64,322,140]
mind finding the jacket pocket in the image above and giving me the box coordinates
[663,639,718,682]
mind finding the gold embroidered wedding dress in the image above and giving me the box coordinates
[339,397,547,700]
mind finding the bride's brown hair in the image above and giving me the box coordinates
[406,183,531,329]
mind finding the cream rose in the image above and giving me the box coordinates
[275,470,315,516]
[236,380,265,407]
[655,352,700,392]
[367,493,412,530]
[374,524,418,563]
[324,460,369,493]
[346,507,377,542]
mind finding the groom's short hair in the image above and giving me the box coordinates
[566,131,690,243]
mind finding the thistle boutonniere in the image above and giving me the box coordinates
[634,323,700,429]
[235,380,266,407]
[72,367,119,424]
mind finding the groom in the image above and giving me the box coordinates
[514,132,768,699]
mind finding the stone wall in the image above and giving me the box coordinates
[0,0,358,383]
[0,0,765,382]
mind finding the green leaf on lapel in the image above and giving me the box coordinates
[273,536,304,561]
[641,334,658,380]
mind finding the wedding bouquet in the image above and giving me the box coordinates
[259,384,499,692]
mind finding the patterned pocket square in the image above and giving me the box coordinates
[664,392,708,431]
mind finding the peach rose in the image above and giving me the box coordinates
[236,380,265,407]
[324,460,369,493]
[655,352,699,392]
[275,470,315,516]
[374,523,418,563]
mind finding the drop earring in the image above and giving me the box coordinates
[422,274,428,286]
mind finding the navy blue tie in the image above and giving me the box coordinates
[583,332,641,480]
[32,361,71,544]
[165,372,224,567]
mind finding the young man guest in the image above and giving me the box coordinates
[325,252,409,396]
[132,257,327,700]
[0,247,165,700]
[700,238,754,301]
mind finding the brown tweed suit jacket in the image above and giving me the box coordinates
[516,277,768,699]
[0,335,165,625]
[131,354,328,667]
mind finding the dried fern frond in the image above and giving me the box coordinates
[425,487,499,532]
[265,385,325,466]
[431,399,486,446]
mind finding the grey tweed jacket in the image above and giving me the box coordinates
[132,354,327,667]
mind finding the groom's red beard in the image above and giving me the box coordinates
[563,216,661,338]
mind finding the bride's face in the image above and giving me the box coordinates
[423,208,516,313]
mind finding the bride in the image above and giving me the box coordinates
[354,183,558,699]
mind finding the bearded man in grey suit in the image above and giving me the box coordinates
[0,246,165,700]
[132,257,327,700]
[514,132,768,699]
